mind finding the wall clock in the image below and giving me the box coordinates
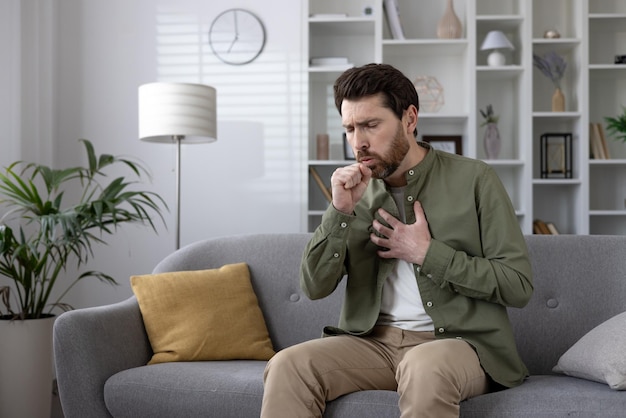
[209,8,266,65]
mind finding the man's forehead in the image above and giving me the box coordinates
[341,97,390,125]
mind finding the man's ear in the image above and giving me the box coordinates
[405,105,418,135]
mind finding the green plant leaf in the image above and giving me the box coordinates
[0,139,167,318]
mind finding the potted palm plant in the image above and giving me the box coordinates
[0,139,166,418]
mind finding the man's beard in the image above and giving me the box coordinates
[357,123,409,179]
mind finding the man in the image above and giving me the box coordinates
[261,63,533,417]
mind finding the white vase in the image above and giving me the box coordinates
[484,123,501,159]
[0,315,56,418]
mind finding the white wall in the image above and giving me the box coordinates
[1,0,305,310]
[0,0,22,167]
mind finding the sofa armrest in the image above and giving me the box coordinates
[53,297,152,418]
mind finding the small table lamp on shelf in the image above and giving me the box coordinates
[480,30,514,66]
[138,82,217,250]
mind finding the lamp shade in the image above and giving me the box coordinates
[480,30,514,51]
[138,82,217,143]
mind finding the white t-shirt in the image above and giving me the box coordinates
[376,187,434,332]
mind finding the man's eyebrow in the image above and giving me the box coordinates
[343,118,381,128]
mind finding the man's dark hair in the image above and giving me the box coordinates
[333,63,420,123]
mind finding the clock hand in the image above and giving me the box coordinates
[226,10,240,53]
[227,34,239,53]
[233,10,239,36]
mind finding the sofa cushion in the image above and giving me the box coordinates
[130,263,275,364]
[552,311,626,390]
[460,375,626,417]
[104,361,266,418]
[104,370,624,418]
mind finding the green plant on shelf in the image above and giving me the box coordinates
[604,106,626,143]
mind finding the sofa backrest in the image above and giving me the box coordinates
[153,233,626,375]
[152,233,343,351]
[510,234,626,375]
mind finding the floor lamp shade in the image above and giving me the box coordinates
[138,82,217,143]
[138,82,217,250]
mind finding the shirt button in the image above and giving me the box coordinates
[333,253,340,258]
[426,273,433,279]
[407,196,414,202]
[438,328,445,334]
[426,301,433,307]
[408,170,415,176]
[340,222,347,228]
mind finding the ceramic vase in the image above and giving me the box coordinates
[437,0,462,39]
[552,87,565,112]
[0,315,56,418]
[484,123,501,159]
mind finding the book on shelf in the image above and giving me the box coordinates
[533,219,560,235]
[596,123,611,159]
[589,123,605,159]
[309,167,332,203]
[546,222,560,235]
[383,0,405,40]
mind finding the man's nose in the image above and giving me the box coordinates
[353,129,368,150]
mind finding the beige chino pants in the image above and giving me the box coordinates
[261,326,489,418]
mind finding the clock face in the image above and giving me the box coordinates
[209,9,266,65]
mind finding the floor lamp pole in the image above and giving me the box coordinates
[174,135,182,250]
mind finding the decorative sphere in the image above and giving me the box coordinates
[413,76,444,113]
[543,30,561,39]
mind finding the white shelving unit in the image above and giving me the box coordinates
[303,0,626,235]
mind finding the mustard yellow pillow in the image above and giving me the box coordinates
[130,263,275,364]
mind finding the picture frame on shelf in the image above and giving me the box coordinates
[540,133,572,179]
[422,135,462,155]
[343,133,356,160]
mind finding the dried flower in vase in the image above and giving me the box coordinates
[533,51,567,89]
[479,104,499,126]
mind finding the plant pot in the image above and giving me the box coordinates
[552,88,565,112]
[483,123,501,159]
[0,315,56,418]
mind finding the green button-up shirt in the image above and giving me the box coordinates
[300,144,533,388]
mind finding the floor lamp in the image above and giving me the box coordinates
[138,82,217,250]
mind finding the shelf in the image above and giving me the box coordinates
[309,16,375,23]
[309,160,351,166]
[303,0,625,235]
[382,39,468,55]
[308,209,329,216]
[418,113,468,123]
[590,210,626,216]
[588,65,626,73]
[532,112,581,119]
[532,179,582,186]
[486,159,524,166]
[476,15,524,32]
[588,13,626,20]
[477,66,523,80]
[589,159,626,166]
[532,39,581,54]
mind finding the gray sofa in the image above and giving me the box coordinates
[54,233,626,417]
